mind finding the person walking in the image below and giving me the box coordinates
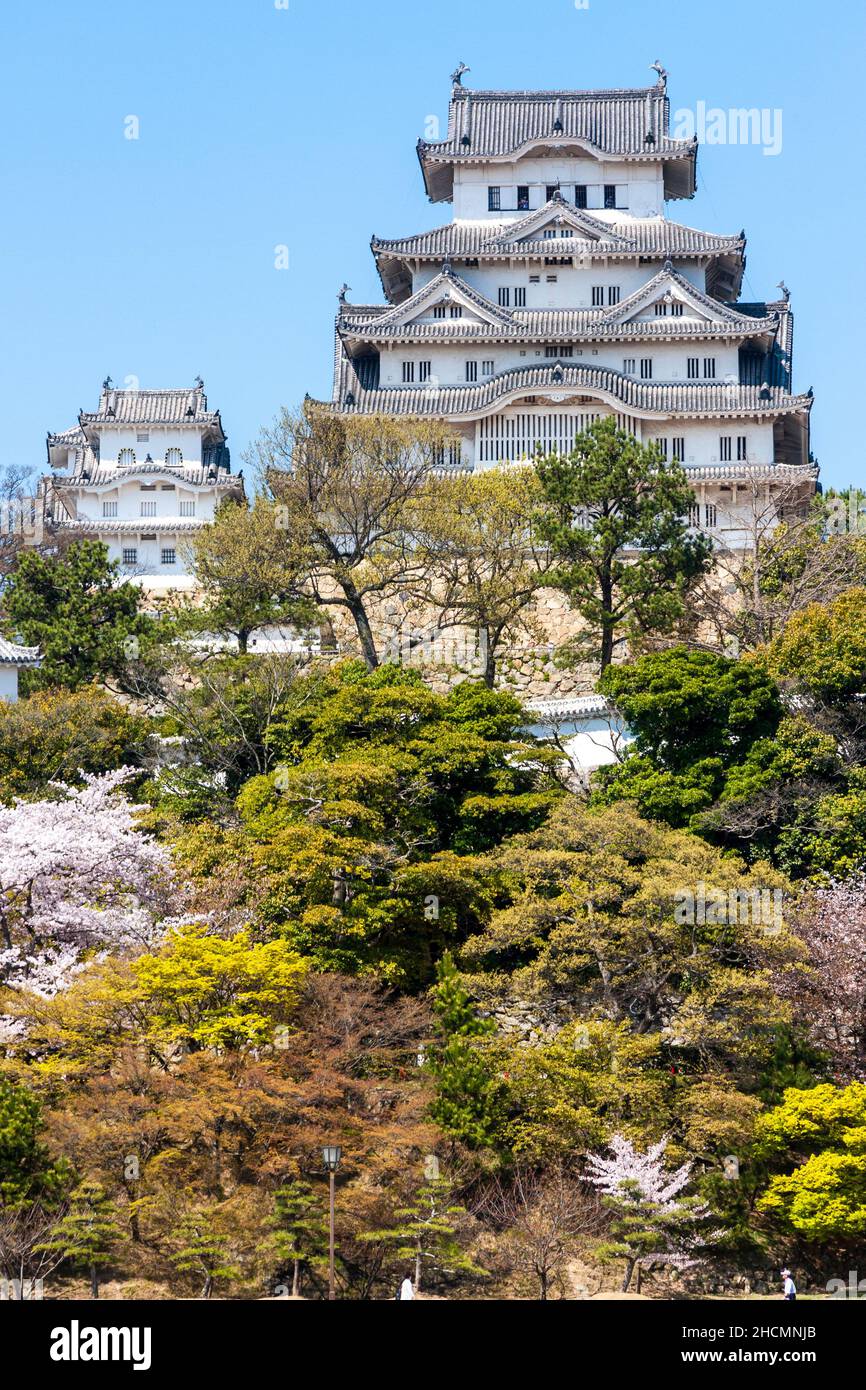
[781,1268,797,1301]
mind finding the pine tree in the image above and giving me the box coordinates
[170,1208,239,1300]
[362,1176,481,1294]
[36,1179,124,1298]
[428,953,505,1150]
[265,1180,328,1297]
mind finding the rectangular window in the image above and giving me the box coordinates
[591,286,605,307]
[720,436,732,461]
[529,274,540,284]
[737,435,748,460]
[545,346,573,358]
[640,358,653,379]
[488,186,501,211]
[449,305,462,318]
[608,286,620,306]
[687,356,700,379]
[433,305,446,319]
[623,358,636,375]
[161,548,176,566]
[703,357,716,378]
[671,302,684,316]
[402,361,415,383]
[139,483,156,491]
[604,184,616,209]
[481,360,494,377]
[546,274,558,283]
[672,437,685,461]
[140,500,157,517]
[136,433,149,444]
[657,437,669,458]
[654,301,668,316]
[514,287,526,307]
[122,548,138,565]
[517,185,530,210]
[688,504,700,527]
[179,499,196,517]
[102,500,117,517]
[465,361,478,382]
[419,361,432,382]
[498,287,510,307]
[704,503,718,528]
[574,185,588,208]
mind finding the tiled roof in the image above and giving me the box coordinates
[417,84,696,201]
[52,518,207,534]
[53,463,243,489]
[339,265,778,346]
[0,637,41,667]
[326,361,812,422]
[372,213,744,261]
[80,385,223,433]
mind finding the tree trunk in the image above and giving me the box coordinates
[414,1242,422,1294]
[337,582,379,670]
[482,628,496,688]
[91,1265,99,1299]
[203,1273,213,1300]
[237,627,250,655]
[622,1257,636,1293]
[292,1260,300,1298]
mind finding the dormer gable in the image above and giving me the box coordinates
[357,267,514,331]
[487,195,637,250]
[602,263,777,332]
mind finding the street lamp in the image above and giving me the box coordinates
[322,1146,342,1300]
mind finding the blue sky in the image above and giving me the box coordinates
[0,0,862,488]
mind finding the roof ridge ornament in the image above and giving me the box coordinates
[338,282,352,304]
[451,61,470,88]
[650,60,668,93]
[776,279,790,302]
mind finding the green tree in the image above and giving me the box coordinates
[0,686,148,802]
[763,586,866,707]
[170,1206,239,1299]
[264,1180,328,1298]
[755,1083,866,1245]
[410,467,552,687]
[0,1078,72,1208]
[362,1176,481,1294]
[36,1179,124,1298]
[2,540,154,691]
[428,953,505,1150]
[182,497,316,654]
[534,417,711,670]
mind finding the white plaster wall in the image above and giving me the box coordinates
[0,666,20,702]
[452,159,665,220]
[413,261,708,303]
[378,341,741,387]
[95,425,207,468]
[73,479,219,523]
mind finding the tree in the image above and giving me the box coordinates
[755,1083,866,1246]
[36,1179,124,1298]
[264,1179,328,1297]
[181,497,316,654]
[593,646,783,828]
[534,417,711,670]
[259,406,455,670]
[585,1134,719,1293]
[0,769,170,996]
[0,686,148,803]
[1,540,154,691]
[428,952,505,1150]
[361,1175,481,1294]
[763,587,866,708]
[477,1163,601,1299]
[410,467,552,687]
[170,1206,239,1299]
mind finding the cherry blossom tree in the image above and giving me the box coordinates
[780,878,866,1080]
[0,769,173,1005]
[584,1134,719,1293]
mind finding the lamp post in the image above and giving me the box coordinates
[322,1145,342,1300]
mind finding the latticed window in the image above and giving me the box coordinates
[122,548,137,565]
[402,361,415,383]
[117,448,136,466]
[704,503,718,528]
[488,186,501,211]
[737,435,748,460]
[687,357,699,379]
[720,436,732,461]
[640,358,653,379]
[140,500,157,517]
[591,286,604,306]
[465,361,478,382]
[672,437,685,461]
[179,499,196,517]
[703,357,716,378]
[165,448,183,467]
[102,500,118,517]
[419,361,432,382]
[161,548,176,566]
[608,286,620,305]
[478,409,603,463]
